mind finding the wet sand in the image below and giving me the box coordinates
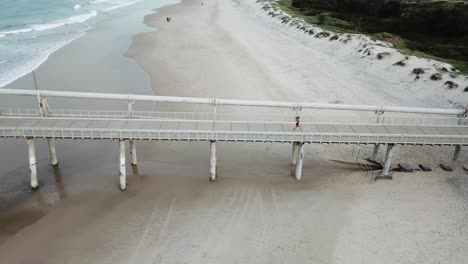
[1,0,468,263]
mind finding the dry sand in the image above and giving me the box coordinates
[0,0,468,263]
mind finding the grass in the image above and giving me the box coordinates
[274,0,468,74]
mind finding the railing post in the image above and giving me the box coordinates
[375,109,384,124]
[127,100,134,119]
[130,140,137,166]
[27,138,38,189]
[119,140,126,190]
[295,143,305,180]
[375,144,394,180]
[38,96,49,117]
[209,140,217,181]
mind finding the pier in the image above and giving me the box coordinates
[0,89,467,190]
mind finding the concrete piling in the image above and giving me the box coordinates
[209,140,217,181]
[375,144,394,180]
[372,144,380,161]
[295,143,305,180]
[453,145,461,161]
[292,142,299,165]
[119,140,126,190]
[27,138,38,189]
[47,138,58,166]
[130,140,137,166]
[41,97,59,167]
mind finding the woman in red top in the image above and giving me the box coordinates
[293,116,302,131]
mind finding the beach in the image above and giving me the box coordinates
[0,0,468,263]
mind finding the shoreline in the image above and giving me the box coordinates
[0,0,183,90]
[0,0,179,249]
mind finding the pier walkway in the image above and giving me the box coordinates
[0,89,467,190]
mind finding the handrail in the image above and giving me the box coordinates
[0,89,465,115]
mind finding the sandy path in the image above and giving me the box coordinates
[0,0,467,263]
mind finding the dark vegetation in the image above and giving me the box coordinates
[280,0,468,73]
[430,72,443,80]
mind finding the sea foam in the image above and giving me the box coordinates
[0,11,97,36]
[0,0,143,88]
[0,33,85,88]
[103,1,140,12]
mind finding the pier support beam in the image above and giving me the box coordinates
[209,141,217,181]
[375,144,394,180]
[453,145,462,161]
[130,140,137,166]
[292,142,299,165]
[295,143,305,180]
[119,140,126,190]
[47,138,58,166]
[372,144,380,161]
[27,138,38,189]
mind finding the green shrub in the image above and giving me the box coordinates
[413,68,425,75]
[430,73,443,80]
[318,14,326,25]
[444,81,459,89]
[315,31,331,38]
[393,60,406,66]
[377,52,391,60]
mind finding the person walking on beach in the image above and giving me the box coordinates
[293,116,302,132]
[166,17,171,22]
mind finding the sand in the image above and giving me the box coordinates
[0,0,468,263]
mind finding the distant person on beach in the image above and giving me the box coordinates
[166,17,171,22]
[201,2,204,5]
[293,116,302,131]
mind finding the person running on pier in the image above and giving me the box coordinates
[293,116,302,131]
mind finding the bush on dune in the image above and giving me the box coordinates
[285,0,468,73]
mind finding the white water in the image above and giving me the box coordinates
[0,0,145,87]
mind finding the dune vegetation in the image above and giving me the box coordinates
[276,0,468,73]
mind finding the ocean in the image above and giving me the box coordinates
[0,0,145,87]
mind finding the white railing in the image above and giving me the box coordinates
[1,126,467,145]
[0,89,466,115]
[1,108,467,127]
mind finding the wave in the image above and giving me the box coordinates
[0,33,85,88]
[0,60,7,65]
[74,1,94,10]
[0,10,97,37]
[23,36,38,40]
[103,1,139,12]
[91,0,115,4]
[74,0,121,10]
[0,28,34,35]
[0,34,5,38]
[75,0,141,12]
